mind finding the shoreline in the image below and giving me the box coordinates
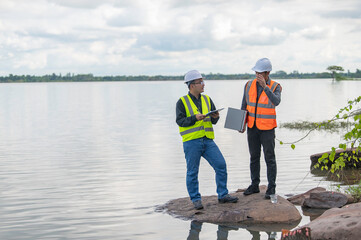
[2,78,360,84]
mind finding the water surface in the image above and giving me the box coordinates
[0,79,360,239]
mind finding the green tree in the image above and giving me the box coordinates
[274,70,287,78]
[327,65,344,81]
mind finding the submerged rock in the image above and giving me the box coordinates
[301,207,327,221]
[159,186,301,228]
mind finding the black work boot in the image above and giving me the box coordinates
[265,187,275,199]
[193,200,204,210]
[218,194,238,203]
[243,185,260,196]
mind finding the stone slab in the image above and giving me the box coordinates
[158,188,301,227]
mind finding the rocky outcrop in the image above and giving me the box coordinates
[287,188,351,209]
[303,202,361,240]
[303,191,348,209]
[287,187,326,205]
[158,186,301,228]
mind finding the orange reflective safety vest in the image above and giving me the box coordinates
[245,79,280,130]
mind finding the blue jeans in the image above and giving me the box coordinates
[183,137,228,202]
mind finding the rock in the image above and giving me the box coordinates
[345,193,355,204]
[303,191,348,209]
[287,187,326,205]
[303,202,361,240]
[159,187,301,228]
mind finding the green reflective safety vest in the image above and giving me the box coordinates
[179,94,215,142]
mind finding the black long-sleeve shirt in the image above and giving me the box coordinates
[176,92,219,127]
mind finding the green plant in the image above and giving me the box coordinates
[344,180,361,202]
[279,96,361,175]
[313,96,361,174]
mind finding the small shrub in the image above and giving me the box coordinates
[345,180,361,202]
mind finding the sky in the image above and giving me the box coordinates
[0,0,361,76]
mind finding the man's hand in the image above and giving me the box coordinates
[256,74,267,89]
[195,114,206,120]
[210,112,219,118]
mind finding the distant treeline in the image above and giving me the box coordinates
[1,69,361,83]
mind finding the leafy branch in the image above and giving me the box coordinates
[279,96,361,174]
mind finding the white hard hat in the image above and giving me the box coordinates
[184,70,203,83]
[252,58,272,72]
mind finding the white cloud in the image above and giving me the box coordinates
[14,52,48,70]
[47,0,133,9]
[107,8,144,27]
[210,14,234,41]
[294,26,331,40]
[0,0,360,75]
[240,27,288,46]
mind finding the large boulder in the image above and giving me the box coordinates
[158,187,301,229]
[303,191,348,209]
[287,187,326,205]
[303,202,361,240]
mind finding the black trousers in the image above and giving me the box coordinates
[247,126,276,192]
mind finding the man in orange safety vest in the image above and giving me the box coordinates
[241,58,282,199]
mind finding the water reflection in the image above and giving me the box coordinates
[186,221,278,240]
[247,230,277,240]
[186,221,236,240]
[301,207,327,221]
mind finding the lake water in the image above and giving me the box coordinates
[0,79,360,240]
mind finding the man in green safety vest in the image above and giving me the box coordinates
[176,70,238,210]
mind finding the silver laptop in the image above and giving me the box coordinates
[224,107,248,132]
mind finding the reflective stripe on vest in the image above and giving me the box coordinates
[245,79,279,130]
[179,94,214,142]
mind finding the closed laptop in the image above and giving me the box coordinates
[224,107,248,132]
